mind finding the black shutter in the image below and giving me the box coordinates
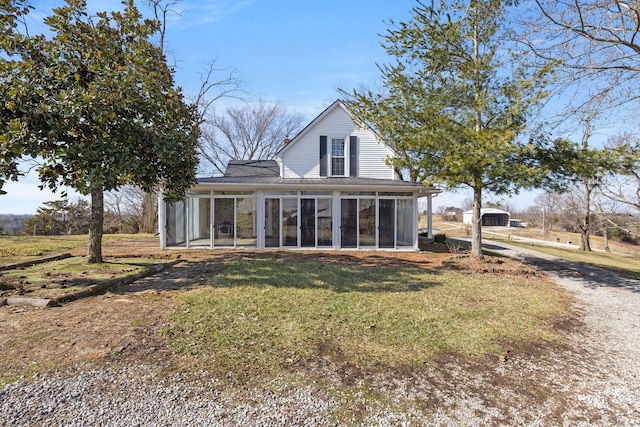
[349,136,358,177]
[320,135,328,177]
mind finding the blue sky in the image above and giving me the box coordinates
[1,0,538,214]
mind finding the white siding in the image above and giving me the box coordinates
[357,128,395,179]
[281,103,395,179]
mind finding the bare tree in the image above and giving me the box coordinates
[546,188,585,234]
[199,100,305,175]
[140,0,242,232]
[144,0,180,55]
[518,0,640,111]
[591,187,628,252]
[576,114,597,251]
[104,186,148,233]
[516,1,640,249]
[536,192,566,232]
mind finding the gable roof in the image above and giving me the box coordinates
[223,160,280,178]
[276,99,384,157]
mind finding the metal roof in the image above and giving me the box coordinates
[193,176,439,195]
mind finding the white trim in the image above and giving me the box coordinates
[277,101,351,157]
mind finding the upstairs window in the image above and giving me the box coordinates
[320,135,357,177]
[331,138,345,176]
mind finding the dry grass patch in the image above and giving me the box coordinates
[0,234,160,266]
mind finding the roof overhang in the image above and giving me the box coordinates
[190,177,441,196]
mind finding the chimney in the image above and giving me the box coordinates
[284,137,291,145]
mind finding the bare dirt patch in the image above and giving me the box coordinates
[0,255,179,300]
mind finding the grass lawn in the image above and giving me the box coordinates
[166,256,571,383]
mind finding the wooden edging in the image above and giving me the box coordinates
[1,258,183,308]
[0,253,73,272]
[0,297,54,308]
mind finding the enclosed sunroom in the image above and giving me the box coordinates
[159,164,438,250]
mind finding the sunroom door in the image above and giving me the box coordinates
[340,199,358,248]
[188,197,211,247]
[379,199,395,248]
[282,198,298,247]
[265,198,280,248]
[359,198,376,248]
[166,201,186,247]
[396,199,415,248]
[317,198,332,247]
[301,198,316,247]
[213,198,234,247]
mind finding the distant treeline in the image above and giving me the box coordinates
[0,197,142,236]
[0,214,32,235]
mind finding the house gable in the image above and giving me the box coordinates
[278,101,395,180]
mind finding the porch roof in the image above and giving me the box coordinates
[192,176,440,196]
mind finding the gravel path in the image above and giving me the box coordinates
[2,245,640,426]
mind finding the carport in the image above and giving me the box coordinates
[462,208,510,226]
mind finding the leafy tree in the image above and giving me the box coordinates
[341,0,551,258]
[0,0,199,262]
[532,132,635,250]
[602,132,640,214]
[199,100,305,175]
[23,206,61,236]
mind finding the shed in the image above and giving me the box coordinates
[462,208,510,226]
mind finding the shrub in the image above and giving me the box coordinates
[434,233,447,244]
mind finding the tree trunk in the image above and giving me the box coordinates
[471,187,483,259]
[87,187,104,263]
[470,3,483,260]
[141,190,157,234]
[579,182,592,252]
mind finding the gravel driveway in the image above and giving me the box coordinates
[1,244,639,426]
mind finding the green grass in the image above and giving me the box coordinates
[493,239,640,281]
[166,259,569,382]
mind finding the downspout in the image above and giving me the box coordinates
[427,194,435,239]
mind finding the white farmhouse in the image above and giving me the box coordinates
[159,100,440,250]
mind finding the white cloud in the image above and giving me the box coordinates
[168,0,256,28]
